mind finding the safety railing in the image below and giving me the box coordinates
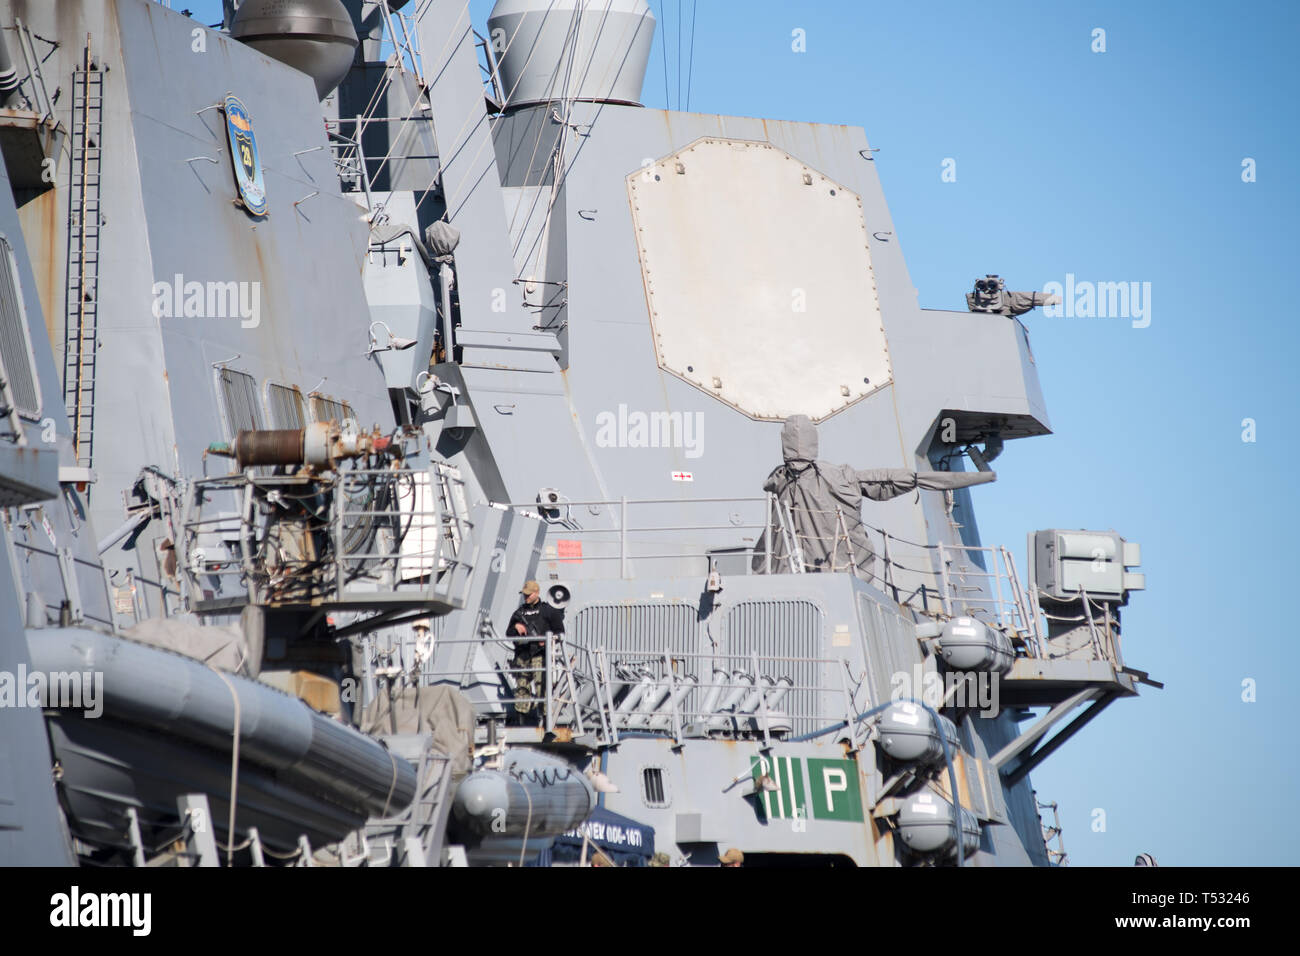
[580,646,864,745]
[360,744,453,867]
[9,539,116,630]
[401,632,586,731]
[1036,798,1069,866]
[936,542,1043,656]
[322,0,437,213]
[326,115,440,203]
[107,567,183,624]
[418,633,866,747]
[496,496,1144,670]
[12,541,180,628]
[379,0,429,83]
[326,126,374,207]
[180,462,473,611]
[473,28,506,107]
[501,495,782,578]
[502,495,1052,658]
[1034,583,1125,667]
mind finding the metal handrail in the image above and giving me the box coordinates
[420,636,865,745]
[500,495,1048,653]
[472,28,506,104]
[10,539,117,628]
[180,464,473,608]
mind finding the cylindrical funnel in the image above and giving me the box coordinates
[487,0,655,109]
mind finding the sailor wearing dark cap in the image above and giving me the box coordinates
[506,580,565,716]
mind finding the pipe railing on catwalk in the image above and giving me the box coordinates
[494,495,1122,666]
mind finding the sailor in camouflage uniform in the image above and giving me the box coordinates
[507,581,565,716]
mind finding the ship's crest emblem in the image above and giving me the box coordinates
[222,94,267,217]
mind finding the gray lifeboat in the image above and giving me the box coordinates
[935,616,1015,674]
[452,748,596,865]
[878,700,961,766]
[29,626,416,855]
[896,792,981,861]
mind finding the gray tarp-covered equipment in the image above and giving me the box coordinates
[361,684,476,777]
[123,616,253,676]
[753,415,996,579]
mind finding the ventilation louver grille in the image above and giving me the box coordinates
[642,767,667,807]
[217,367,263,437]
[267,383,305,429]
[310,393,353,425]
[725,599,823,735]
[572,602,698,658]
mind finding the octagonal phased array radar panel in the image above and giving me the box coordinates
[626,137,893,422]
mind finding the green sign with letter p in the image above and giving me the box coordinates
[806,758,863,822]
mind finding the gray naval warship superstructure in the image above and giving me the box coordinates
[0,0,1156,867]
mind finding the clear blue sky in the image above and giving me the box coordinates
[189,0,1298,865]
[626,0,1300,867]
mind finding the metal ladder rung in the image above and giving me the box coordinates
[65,43,106,477]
